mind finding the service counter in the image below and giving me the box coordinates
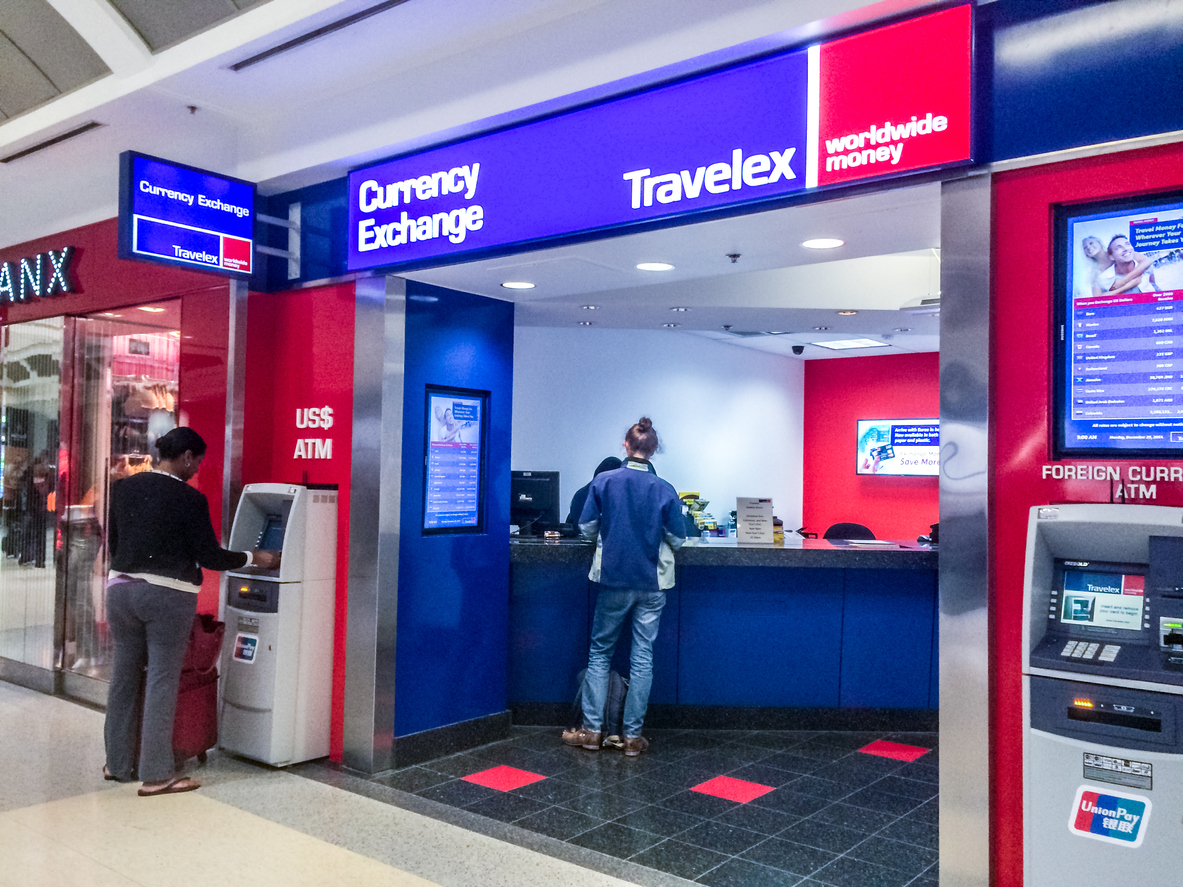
[510,537,939,729]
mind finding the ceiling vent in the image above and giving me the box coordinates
[899,298,941,315]
[722,329,792,338]
[230,0,411,71]
[0,122,103,164]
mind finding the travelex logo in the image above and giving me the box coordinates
[1069,786,1151,847]
[824,112,948,173]
[623,147,796,210]
[356,163,482,251]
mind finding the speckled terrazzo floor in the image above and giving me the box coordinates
[297,726,940,887]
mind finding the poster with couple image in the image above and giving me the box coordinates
[1057,192,1183,456]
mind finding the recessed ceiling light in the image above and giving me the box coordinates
[408,295,439,302]
[670,306,690,312]
[581,305,599,310]
[636,262,674,271]
[501,281,535,289]
[138,306,166,313]
[169,331,180,337]
[892,327,912,332]
[578,321,595,326]
[813,326,830,331]
[802,238,845,249]
[837,310,858,316]
[663,323,681,328]
[100,312,120,317]
[811,338,889,350]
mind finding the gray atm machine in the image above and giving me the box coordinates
[220,483,337,766]
[1023,503,1183,885]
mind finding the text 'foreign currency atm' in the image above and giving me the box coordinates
[220,483,337,766]
[1023,503,1183,885]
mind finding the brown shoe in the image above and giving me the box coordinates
[621,736,649,757]
[561,727,602,750]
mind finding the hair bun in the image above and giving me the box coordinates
[637,417,652,432]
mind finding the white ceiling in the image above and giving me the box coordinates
[0,0,946,359]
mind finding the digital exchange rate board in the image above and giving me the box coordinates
[1059,195,1183,454]
[423,390,485,531]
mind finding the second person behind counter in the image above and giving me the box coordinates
[562,417,686,757]
[565,457,622,526]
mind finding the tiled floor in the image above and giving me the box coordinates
[317,728,939,887]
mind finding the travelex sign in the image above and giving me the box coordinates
[348,5,970,271]
[118,152,255,277]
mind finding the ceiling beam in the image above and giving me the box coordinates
[44,0,151,77]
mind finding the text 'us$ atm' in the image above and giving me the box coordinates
[220,483,337,767]
[1023,503,1183,886]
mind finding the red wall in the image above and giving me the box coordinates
[991,142,1183,885]
[802,352,939,539]
[243,283,355,761]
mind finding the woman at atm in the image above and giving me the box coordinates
[102,427,280,797]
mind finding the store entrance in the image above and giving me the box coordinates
[0,300,180,703]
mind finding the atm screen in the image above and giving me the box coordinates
[258,515,285,551]
[1057,560,1146,634]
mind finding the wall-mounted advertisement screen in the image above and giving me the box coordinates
[118,151,255,277]
[856,419,939,476]
[1054,191,1183,457]
[423,386,488,534]
[347,4,970,271]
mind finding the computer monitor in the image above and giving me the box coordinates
[510,471,560,533]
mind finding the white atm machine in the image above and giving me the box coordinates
[220,483,337,766]
[1023,503,1183,886]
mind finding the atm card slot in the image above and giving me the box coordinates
[1067,707,1162,733]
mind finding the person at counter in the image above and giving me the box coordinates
[562,417,685,757]
[103,427,280,796]
[565,457,621,526]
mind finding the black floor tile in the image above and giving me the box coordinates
[506,727,558,751]
[805,802,898,833]
[510,749,580,777]
[509,775,584,804]
[778,819,869,854]
[614,803,704,837]
[749,788,832,818]
[895,761,939,784]
[684,746,775,771]
[845,836,938,878]
[812,755,903,786]
[878,816,938,850]
[741,836,837,877]
[465,792,551,823]
[810,855,914,887]
[630,838,731,880]
[842,787,925,817]
[910,799,940,824]
[515,804,606,840]
[464,742,536,767]
[713,802,801,835]
[420,753,489,778]
[562,788,648,819]
[658,789,741,819]
[787,776,856,802]
[727,763,803,788]
[612,774,685,804]
[737,731,819,751]
[678,819,766,855]
[515,808,605,842]
[568,821,665,859]
[696,857,807,887]
[760,752,826,773]
[373,766,451,794]
[871,775,939,802]
[415,778,500,807]
[643,761,722,790]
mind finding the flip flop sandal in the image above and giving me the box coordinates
[103,766,132,782]
[138,776,200,797]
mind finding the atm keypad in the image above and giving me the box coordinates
[1060,640,1113,661]
[1098,645,1120,662]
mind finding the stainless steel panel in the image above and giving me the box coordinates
[939,173,992,887]
[222,278,248,542]
[343,275,404,773]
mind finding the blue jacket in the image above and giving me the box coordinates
[579,458,686,590]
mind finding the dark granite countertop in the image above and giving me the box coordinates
[510,536,937,570]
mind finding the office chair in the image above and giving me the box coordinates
[823,522,875,540]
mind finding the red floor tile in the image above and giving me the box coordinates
[462,765,547,791]
[859,739,931,762]
[691,775,774,803]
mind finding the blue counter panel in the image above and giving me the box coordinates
[509,563,591,702]
[600,585,680,705]
[678,567,844,707]
[839,570,937,709]
[929,584,940,709]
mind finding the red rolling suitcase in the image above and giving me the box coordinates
[173,613,224,766]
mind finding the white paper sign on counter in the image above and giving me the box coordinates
[736,497,774,544]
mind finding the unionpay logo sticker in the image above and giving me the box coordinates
[1069,786,1151,847]
[232,633,259,664]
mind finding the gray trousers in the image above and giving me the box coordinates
[103,579,197,783]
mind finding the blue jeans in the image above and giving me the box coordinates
[581,587,666,738]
